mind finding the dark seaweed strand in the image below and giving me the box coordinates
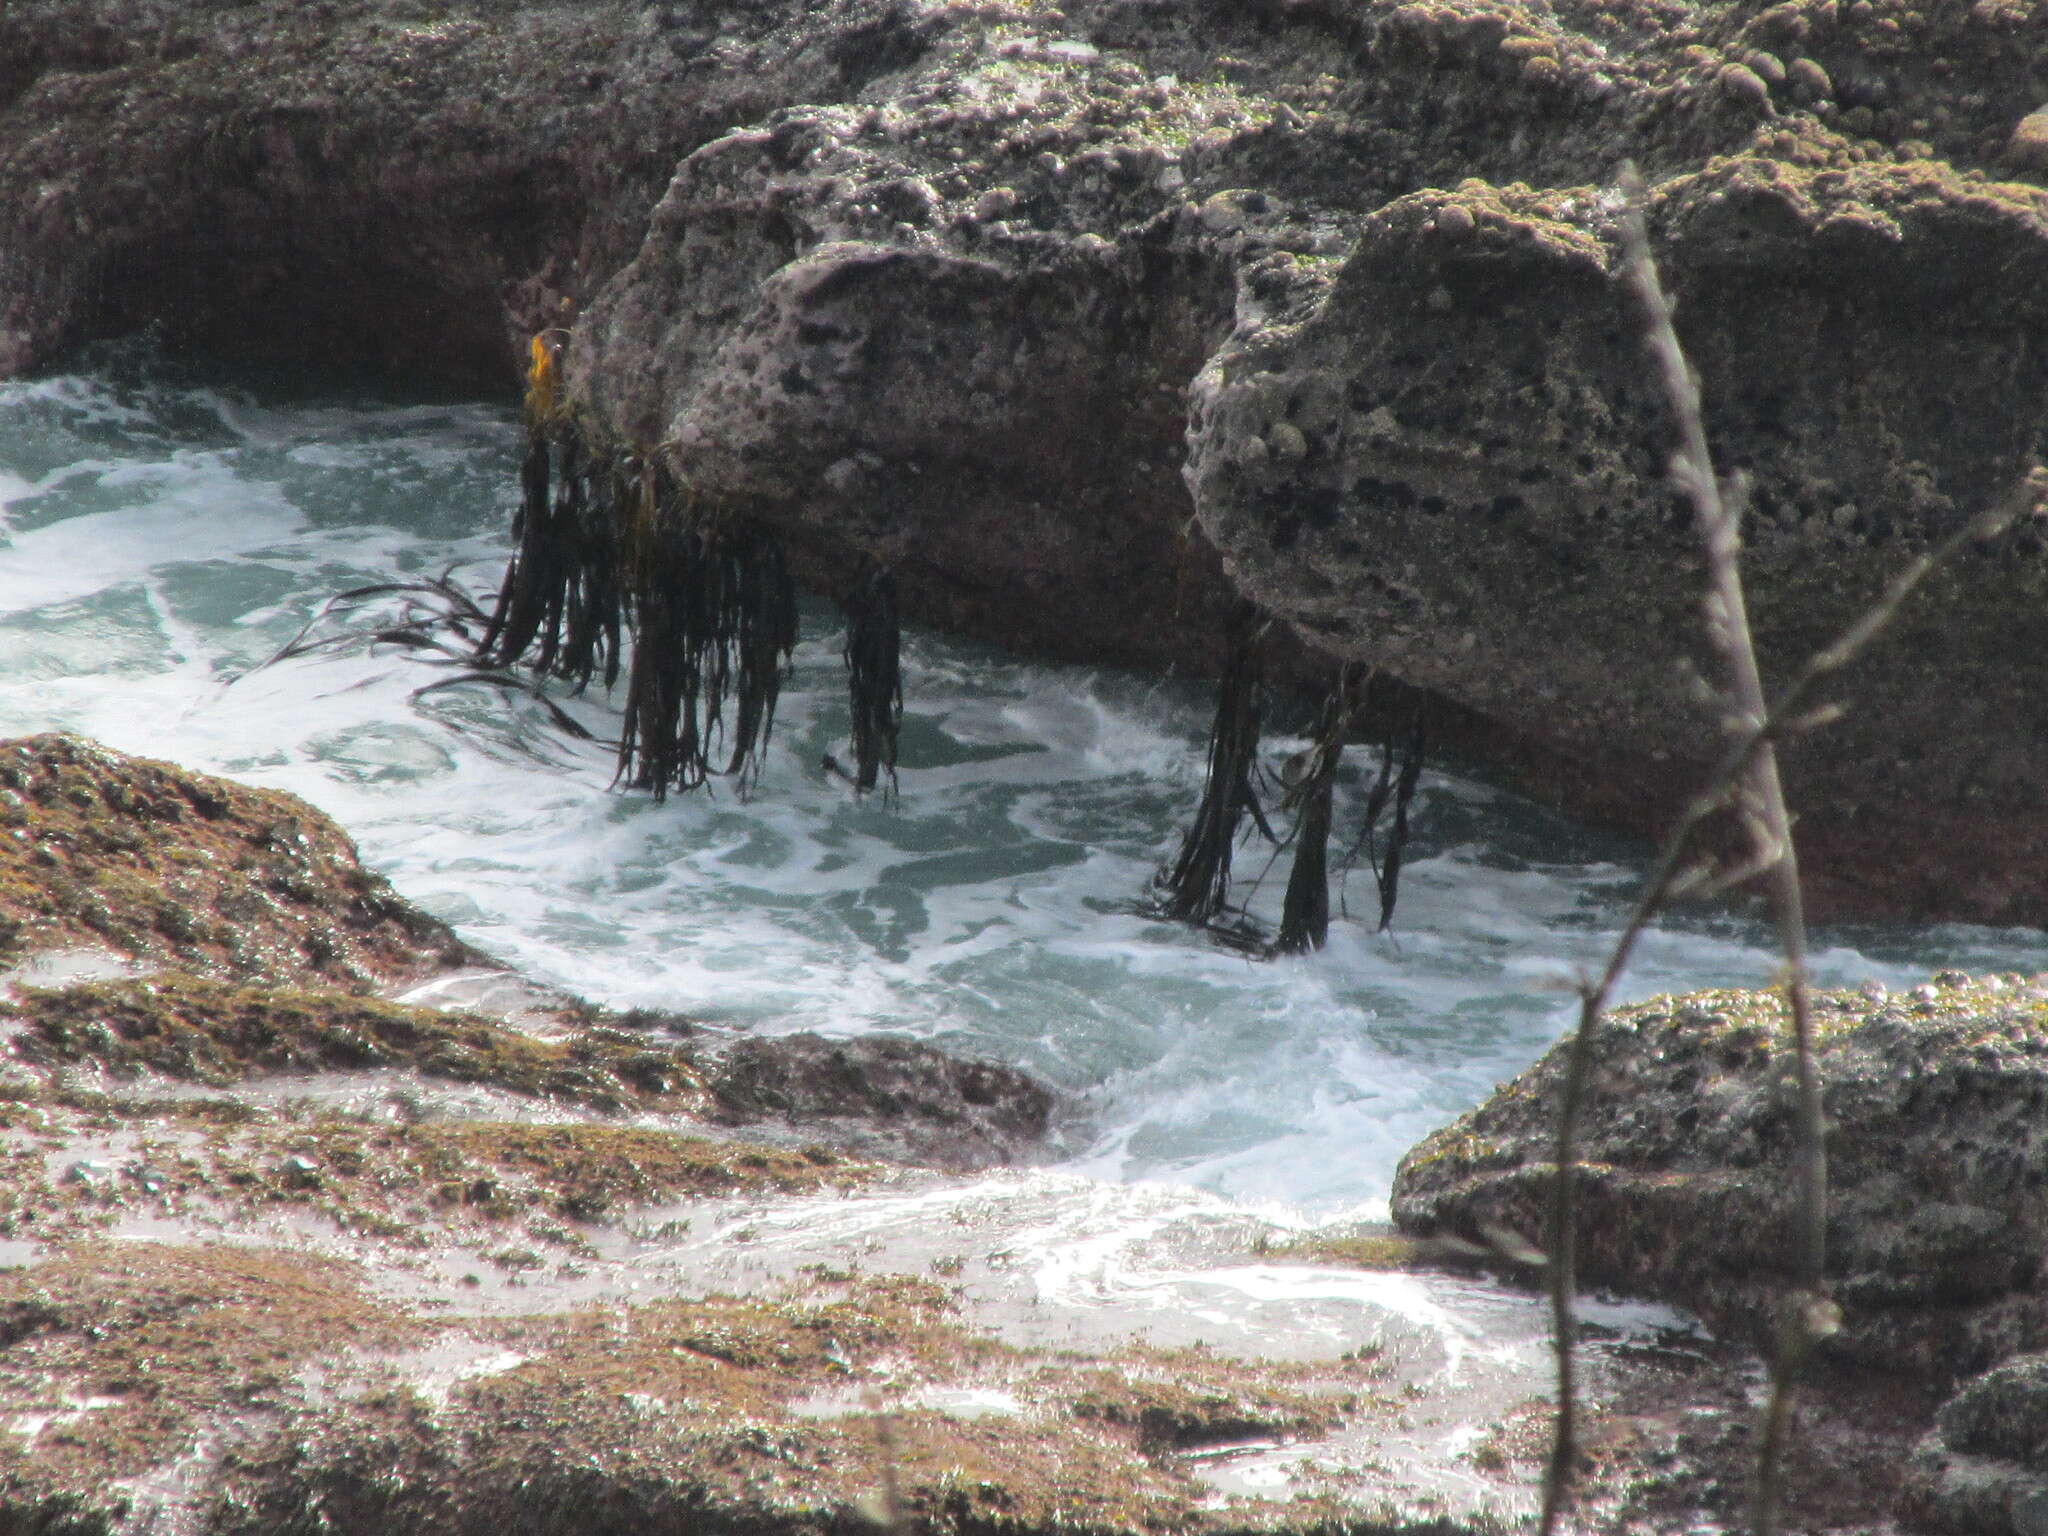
[474,425,558,667]
[616,500,800,801]
[1375,709,1426,931]
[726,532,800,792]
[616,528,690,799]
[1273,692,1344,954]
[476,427,628,693]
[530,431,582,679]
[1156,602,1265,924]
[1342,736,1397,877]
[842,567,904,794]
[551,448,626,692]
[475,338,559,664]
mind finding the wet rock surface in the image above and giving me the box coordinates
[0,734,477,990]
[706,1031,1057,1171]
[1392,971,2048,1385]
[0,743,1945,1536]
[1909,1353,2048,1536]
[0,737,1062,1173]
[5,0,2048,916]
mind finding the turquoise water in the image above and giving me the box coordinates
[5,343,2045,1216]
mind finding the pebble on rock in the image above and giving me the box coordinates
[1434,203,1475,237]
[2007,107,2048,172]
[1718,62,1772,109]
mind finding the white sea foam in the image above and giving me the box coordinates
[5,349,2047,1218]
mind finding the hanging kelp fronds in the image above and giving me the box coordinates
[1156,602,1269,925]
[834,566,904,794]
[725,528,803,787]
[468,336,801,798]
[1341,703,1427,931]
[616,515,799,801]
[1273,682,1354,955]
[474,335,626,693]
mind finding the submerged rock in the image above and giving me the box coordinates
[1392,972,2048,1384]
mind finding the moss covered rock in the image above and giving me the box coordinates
[0,734,472,987]
[1392,972,2048,1381]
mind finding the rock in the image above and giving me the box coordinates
[1789,56,1836,101]
[2009,108,2048,173]
[1185,159,2048,924]
[1937,1356,2048,1471]
[10,0,2048,921]
[1908,1356,2048,1535]
[707,1031,1056,1171]
[0,735,1065,1173]
[0,756,1980,1531]
[0,738,1764,1534]
[1718,61,1773,108]
[0,1154,1669,1536]
[1391,973,2048,1381]
[0,734,475,990]
[0,990,1959,1536]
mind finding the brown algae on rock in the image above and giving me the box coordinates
[0,1245,1416,1536]
[213,1271,1399,1536]
[0,727,1459,1532]
[0,1241,424,1507]
[0,735,471,988]
[5,972,708,1112]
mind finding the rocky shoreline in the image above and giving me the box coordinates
[7,0,2048,1525]
[0,734,1603,1533]
[6,0,2048,919]
[0,734,2040,1534]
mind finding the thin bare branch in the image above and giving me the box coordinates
[1536,162,2041,1536]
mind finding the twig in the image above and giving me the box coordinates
[1534,164,2043,1536]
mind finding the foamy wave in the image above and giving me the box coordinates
[5,353,2047,1216]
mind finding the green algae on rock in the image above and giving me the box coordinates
[6,972,708,1112]
[0,735,473,988]
[1391,972,2048,1382]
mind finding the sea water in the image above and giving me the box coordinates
[4,342,2045,1218]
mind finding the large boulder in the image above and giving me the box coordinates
[1186,157,2048,922]
[0,0,894,381]
[1391,972,2048,1384]
[7,0,2048,918]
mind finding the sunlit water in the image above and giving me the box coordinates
[5,343,2045,1218]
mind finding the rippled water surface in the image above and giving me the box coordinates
[6,345,2044,1216]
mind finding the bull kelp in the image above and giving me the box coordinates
[480,336,799,800]
[1155,602,1270,927]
